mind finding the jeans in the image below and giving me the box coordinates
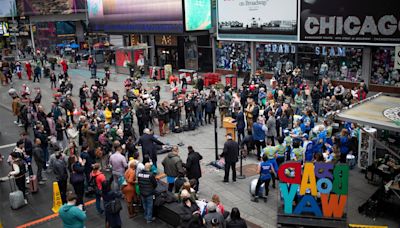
[95,193,103,213]
[42,146,49,169]
[169,118,176,131]
[141,195,154,222]
[195,111,203,126]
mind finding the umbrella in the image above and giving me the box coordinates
[57,43,65,47]
[70,43,79,49]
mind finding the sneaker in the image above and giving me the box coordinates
[14,121,18,125]
[18,124,24,127]
[263,197,268,203]
[24,199,28,205]
[146,220,153,224]
[39,181,46,185]
[251,198,259,203]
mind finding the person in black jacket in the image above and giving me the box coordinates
[69,155,86,206]
[311,86,322,115]
[32,138,46,184]
[185,146,203,192]
[179,190,200,228]
[53,151,69,204]
[221,133,239,183]
[135,128,164,165]
[197,76,204,92]
[138,163,158,224]
[234,108,246,143]
[226,207,247,228]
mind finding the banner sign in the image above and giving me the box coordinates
[17,0,86,16]
[184,0,211,31]
[278,162,348,218]
[88,0,183,33]
[300,0,400,44]
[217,0,297,41]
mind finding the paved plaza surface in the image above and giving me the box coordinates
[0,66,398,227]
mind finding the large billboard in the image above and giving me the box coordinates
[0,0,17,17]
[184,0,211,31]
[88,0,183,33]
[17,0,86,16]
[300,0,400,44]
[217,0,297,41]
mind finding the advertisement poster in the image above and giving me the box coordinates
[116,49,132,68]
[88,0,183,33]
[184,0,211,31]
[395,47,400,70]
[184,37,198,70]
[217,0,297,41]
[17,0,86,16]
[0,0,17,17]
[300,0,400,44]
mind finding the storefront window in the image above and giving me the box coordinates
[371,47,400,86]
[216,41,251,72]
[256,43,296,74]
[297,45,363,82]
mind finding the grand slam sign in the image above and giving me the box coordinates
[278,162,348,218]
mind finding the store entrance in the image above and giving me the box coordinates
[156,47,178,69]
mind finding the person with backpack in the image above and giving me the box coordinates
[90,163,106,214]
[8,152,28,204]
[138,162,157,224]
[102,179,123,228]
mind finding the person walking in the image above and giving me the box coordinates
[251,154,276,202]
[185,146,202,192]
[33,64,41,82]
[162,145,185,192]
[53,151,69,204]
[59,192,87,228]
[221,133,239,183]
[32,138,46,185]
[122,161,137,218]
[138,163,157,224]
[90,163,106,214]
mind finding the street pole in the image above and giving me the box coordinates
[214,116,218,161]
[84,0,91,55]
[29,19,36,53]
[10,1,18,60]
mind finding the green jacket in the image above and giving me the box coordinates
[59,204,87,228]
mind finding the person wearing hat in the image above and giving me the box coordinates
[252,153,276,203]
[8,151,28,204]
[204,202,225,228]
[221,133,239,183]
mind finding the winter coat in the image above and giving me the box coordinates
[162,152,185,177]
[185,151,203,179]
[221,139,239,164]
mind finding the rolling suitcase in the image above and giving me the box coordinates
[155,202,182,227]
[29,175,38,193]
[9,177,25,210]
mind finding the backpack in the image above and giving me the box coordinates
[88,175,102,195]
[105,198,122,214]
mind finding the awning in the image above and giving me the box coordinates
[335,93,400,132]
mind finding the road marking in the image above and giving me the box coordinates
[0,143,15,149]
[15,199,96,228]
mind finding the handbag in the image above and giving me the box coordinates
[118,175,127,187]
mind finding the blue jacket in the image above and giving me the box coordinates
[235,111,246,130]
[252,123,266,141]
[59,204,87,228]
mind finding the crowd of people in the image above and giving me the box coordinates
[1,51,368,227]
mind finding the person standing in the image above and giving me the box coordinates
[33,64,41,82]
[221,133,239,183]
[235,107,246,143]
[90,163,106,214]
[252,116,267,160]
[185,146,203,193]
[109,145,128,191]
[122,161,137,218]
[251,154,276,202]
[135,128,164,165]
[59,192,87,228]
[25,61,32,80]
[138,163,158,224]
[8,152,28,204]
[90,61,97,79]
[102,180,123,228]
[69,155,86,206]
[32,138,46,185]
[53,152,69,204]
[162,145,185,192]
[266,111,277,146]
[50,72,57,89]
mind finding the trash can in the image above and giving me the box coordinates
[225,74,237,89]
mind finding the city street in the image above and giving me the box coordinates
[0,66,398,227]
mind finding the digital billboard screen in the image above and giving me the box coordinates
[17,0,86,16]
[300,0,400,44]
[217,0,298,41]
[88,0,183,33]
[184,0,211,31]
